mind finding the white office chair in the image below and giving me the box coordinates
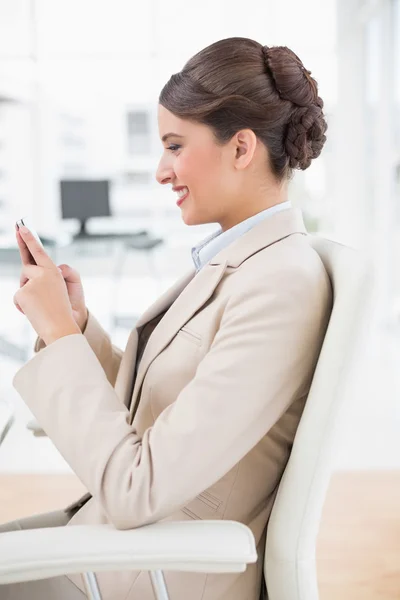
[264,236,374,600]
[0,237,373,600]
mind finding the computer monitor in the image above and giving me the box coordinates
[60,179,111,236]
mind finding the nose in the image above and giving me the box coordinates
[156,155,175,185]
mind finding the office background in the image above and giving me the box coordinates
[0,1,399,597]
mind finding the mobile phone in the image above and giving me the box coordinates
[16,217,43,265]
[16,217,43,244]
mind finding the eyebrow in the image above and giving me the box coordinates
[161,133,184,143]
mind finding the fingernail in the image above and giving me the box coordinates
[20,226,29,234]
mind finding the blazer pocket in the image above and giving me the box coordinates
[197,491,222,511]
[181,507,201,520]
[178,326,203,347]
[182,491,223,521]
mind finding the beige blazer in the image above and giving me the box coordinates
[13,208,332,600]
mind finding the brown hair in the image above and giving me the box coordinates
[159,37,327,180]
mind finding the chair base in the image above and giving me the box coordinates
[82,570,170,600]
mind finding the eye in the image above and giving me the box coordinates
[167,144,182,153]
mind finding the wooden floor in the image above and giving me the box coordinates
[317,471,400,600]
[0,471,399,599]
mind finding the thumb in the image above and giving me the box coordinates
[57,263,81,283]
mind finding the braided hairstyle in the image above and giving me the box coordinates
[262,46,326,171]
[159,37,327,180]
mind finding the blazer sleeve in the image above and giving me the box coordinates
[33,309,122,387]
[13,263,331,530]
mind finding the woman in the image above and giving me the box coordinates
[1,37,331,600]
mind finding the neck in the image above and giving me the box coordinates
[219,184,288,232]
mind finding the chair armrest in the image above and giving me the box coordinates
[0,520,257,584]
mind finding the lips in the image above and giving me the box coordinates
[174,186,189,207]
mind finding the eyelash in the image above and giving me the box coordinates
[167,144,181,153]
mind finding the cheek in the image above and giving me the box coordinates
[173,153,192,181]
[176,148,221,186]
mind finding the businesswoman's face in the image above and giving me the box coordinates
[156,105,253,230]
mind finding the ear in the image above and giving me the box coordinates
[233,129,258,170]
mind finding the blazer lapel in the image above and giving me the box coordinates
[135,269,196,330]
[115,269,196,408]
[115,328,139,407]
[129,260,228,420]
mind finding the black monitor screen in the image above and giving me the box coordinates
[60,180,111,220]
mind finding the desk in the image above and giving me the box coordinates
[72,230,148,242]
[41,230,151,265]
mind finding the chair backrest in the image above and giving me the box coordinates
[264,237,375,600]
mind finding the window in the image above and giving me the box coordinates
[123,171,152,186]
[126,110,151,155]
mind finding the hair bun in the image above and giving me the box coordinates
[285,104,327,170]
[263,46,318,107]
[263,45,327,170]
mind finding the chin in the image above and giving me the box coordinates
[181,213,203,226]
[181,210,213,227]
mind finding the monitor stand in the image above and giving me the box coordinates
[76,219,89,238]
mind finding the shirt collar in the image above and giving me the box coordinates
[191,201,292,272]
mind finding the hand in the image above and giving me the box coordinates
[15,226,88,333]
[56,264,88,332]
[13,225,81,346]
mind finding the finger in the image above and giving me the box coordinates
[15,227,36,266]
[18,226,54,269]
[13,291,24,313]
[13,296,25,315]
[21,264,45,281]
[57,264,81,283]
[17,229,34,286]
[19,272,29,288]
[20,265,62,287]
